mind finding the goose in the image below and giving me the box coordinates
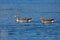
[41,16,55,24]
[15,14,32,23]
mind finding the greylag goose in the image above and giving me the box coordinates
[41,16,55,24]
[15,14,32,23]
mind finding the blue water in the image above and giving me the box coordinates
[0,0,60,40]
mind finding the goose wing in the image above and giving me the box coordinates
[46,19,54,21]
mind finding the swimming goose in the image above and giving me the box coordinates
[41,16,55,24]
[15,14,32,23]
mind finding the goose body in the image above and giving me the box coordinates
[41,16,55,24]
[15,14,32,23]
[16,18,32,23]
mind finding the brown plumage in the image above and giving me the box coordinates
[41,16,55,24]
[15,14,32,23]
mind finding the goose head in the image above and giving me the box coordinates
[41,16,44,20]
[15,14,20,23]
[15,14,20,18]
[40,16,45,24]
[40,16,45,21]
